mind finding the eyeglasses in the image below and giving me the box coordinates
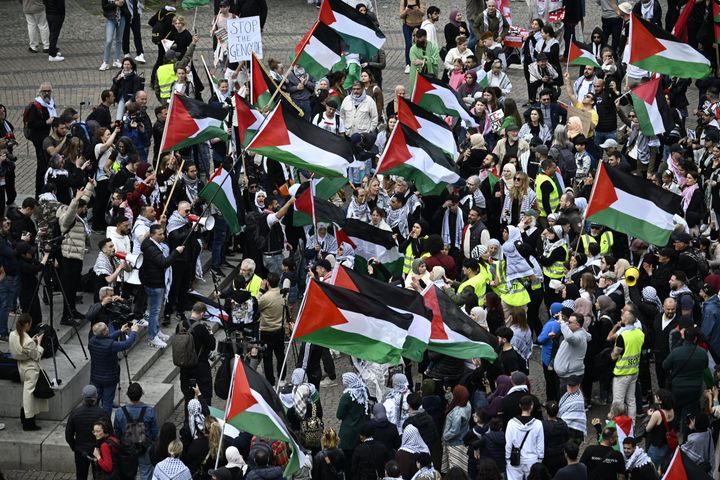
[183,209,191,213]
[41,90,52,93]
[628,114,636,118]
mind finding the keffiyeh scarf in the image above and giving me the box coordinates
[187,399,205,439]
[342,372,369,413]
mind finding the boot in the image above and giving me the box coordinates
[23,416,41,431]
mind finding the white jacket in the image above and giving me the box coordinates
[340,95,378,136]
[505,417,544,467]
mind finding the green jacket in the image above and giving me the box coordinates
[408,41,440,92]
[336,392,369,451]
[662,342,708,392]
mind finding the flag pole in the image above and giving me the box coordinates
[192,6,198,32]
[275,279,312,392]
[216,354,240,469]
[369,120,398,187]
[161,158,186,219]
[201,54,224,101]
[155,93,176,173]
[566,34,572,73]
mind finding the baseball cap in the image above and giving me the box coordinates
[599,138,619,149]
[702,283,717,296]
[600,271,617,281]
[670,143,685,154]
[82,384,98,399]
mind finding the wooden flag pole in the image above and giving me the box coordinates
[161,158,186,219]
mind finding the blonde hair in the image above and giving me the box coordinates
[207,418,222,459]
[321,428,339,449]
[174,15,186,25]
[168,440,183,458]
[510,172,529,201]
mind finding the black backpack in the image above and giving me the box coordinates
[121,406,149,454]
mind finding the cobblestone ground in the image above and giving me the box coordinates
[0,0,680,477]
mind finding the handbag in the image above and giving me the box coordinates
[33,368,55,399]
[660,409,679,450]
[510,429,531,467]
[300,402,324,449]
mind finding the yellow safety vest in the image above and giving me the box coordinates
[457,266,491,306]
[581,231,614,255]
[402,237,428,275]
[492,260,531,307]
[535,173,560,217]
[157,64,177,100]
[542,244,568,279]
[613,328,644,376]
[246,274,263,298]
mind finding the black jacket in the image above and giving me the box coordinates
[403,411,442,467]
[65,402,111,453]
[8,207,37,243]
[371,418,401,454]
[139,238,180,288]
[351,439,391,480]
[501,390,543,425]
[234,0,267,28]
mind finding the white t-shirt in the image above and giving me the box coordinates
[313,112,345,135]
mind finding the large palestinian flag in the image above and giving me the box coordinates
[412,74,478,127]
[234,92,264,147]
[338,218,403,277]
[662,448,713,479]
[378,123,463,196]
[318,0,385,57]
[293,181,346,227]
[199,166,241,234]
[294,21,346,80]
[294,279,414,364]
[627,14,711,79]
[422,285,498,361]
[225,357,307,476]
[397,97,458,160]
[629,77,674,137]
[331,265,432,361]
[585,163,682,246]
[568,40,600,67]
[246,102,355,178]
[159,93,227,152]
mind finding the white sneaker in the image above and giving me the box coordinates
[148,336,167,349]
[134,53,146,63]
[123,53,131,58]
[319,377,337,387]
[404,65,410,74]
[49,55,65,62]
[99,62,109,71]
[112,59,122,68]
[157,331,170,341]
[0,422,5,430]
[278,380,287,387]
[136,319,148,328]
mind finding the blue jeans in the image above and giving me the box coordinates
[94,383,117,415]
[211,215,228,269]
[103,17,125,63]
[145,287,164,340]
[0,275,19,336]
[467,20,477,51]
[647,444,668,466]
[138,448,153,480]
[402,23,414,65]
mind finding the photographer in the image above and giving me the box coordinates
[0,216,19,341]
[89,320,139,414]
[8,198,38,244]
[86,286,126,334]
[0,140,16,214]
[16,240,50,329]
[176,303,216,408]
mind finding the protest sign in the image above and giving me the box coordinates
[227,16,262,62]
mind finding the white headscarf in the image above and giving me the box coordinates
[291,368,317,417]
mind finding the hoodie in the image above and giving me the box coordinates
[504,417,544,466]
[553,322,591,378]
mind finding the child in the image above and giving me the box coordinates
[448,58,465,91]
[573,134,592,185]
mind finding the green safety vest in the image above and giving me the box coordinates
[542,244,568,279]
[157,64,177,100]
[581,231,614,255]
[534,173,560,217]
[613,328,644,376]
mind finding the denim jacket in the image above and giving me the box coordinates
[442,404,471,446]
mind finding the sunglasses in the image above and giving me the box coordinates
[514,176,522,180]
[628,114,636,118]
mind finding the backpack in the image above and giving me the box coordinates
[107,435,140,480]
[70,122,97,161]
[22,101,43,140]
[171,322,202,368]
[121,406,149,455]
[300,402,324,449]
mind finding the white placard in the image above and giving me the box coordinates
[227,16,263,62]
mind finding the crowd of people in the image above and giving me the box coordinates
[6,0,720,479]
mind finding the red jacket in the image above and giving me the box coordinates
[97,435,120,473]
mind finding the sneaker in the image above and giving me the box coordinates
[123,53,131,58]
[404,64,410,74]
[148,336,167,349]
[0,423,5,430]
[134,53,146,63]
[28,47,39,53]
[99,62,110,71]
[48,55,65,62]
[136,319,149,328]
[278,380,287,387]
[157,331,170,342]
[319,378,337,387]
[112,59,122,68]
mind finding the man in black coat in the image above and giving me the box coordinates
[403,393,442,470]
[65,385,111,480]
[653,298,678,389]
[501,371,543,426]
[176,302,217,410]
[352,423,392,480]
[165,201,201,323]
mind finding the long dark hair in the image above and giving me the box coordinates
[154,422,177,462]
[15,314,32,342]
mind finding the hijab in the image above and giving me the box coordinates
[187,399,205,439]
[448,9,461,27]
[291,368,317,417]
[487,375,512,402]
[501,163,516,190]
[614,258,630,277]
[596,294,616,314]
[470,307,489,329]
[567,116,583,139]
[399,425,430,454]
[387,373,410,425]
[445,385,470,414]
[342,372,369,413]
[503,225,534,282]
[225,446,247,471]
[682,181,699,211]
[574,297,593,325]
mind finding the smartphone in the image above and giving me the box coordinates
[189,378,196,391]
[414,382,421,392]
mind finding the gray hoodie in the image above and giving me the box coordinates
[553,322,591,378]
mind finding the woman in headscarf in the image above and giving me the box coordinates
[396,424,430,480]
[582,294,617,406]
[443,10,468,49]
[384,373,411,433]
[470,307,489,330]
[442,385,471,473]
[371,404,401,454]
[405,258,431,290]
[225,446,247,480]
[337,372,370,460]
[573,297,594,327]
[286,368,323,433]
[539,225,568,306]
[486,375,512,416]
[502,225,535,285]
[682,171,705,233]
[186,398,206,441]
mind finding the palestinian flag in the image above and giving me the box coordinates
[251,52,278,109]
[199,166,241,234]
[318,0,385,58]
[339,218,404,277]
[628,14,711,79]
[331,265,432,361]
[225,357,307,476]
[293,279,414,364]
[475,68,489,88]
[234,93,264,147]
[629,77,674,137]
[568,40,600,67]
[422,285,498,361]
[378,123,463,196]
[662,448,713,479]
[412,74,478,127]
[294,21,346,81]
[246,102,355,178]
[714,0,720,44]
[159,93,227,152]
[397,97,458,160]
[187,290,229,324]
[585,163,682,246]
[313,176,348,200]
[672,0,696,43]
[293,181,346,227]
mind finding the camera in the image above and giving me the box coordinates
[107,299,133,324]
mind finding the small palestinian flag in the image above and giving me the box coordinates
[251,52,278,109]
[225,357,307,476]
[159,93,227,152]
[187,290,229,324]
[475,68,490,88]
[672,0,696,43]
[246,102,355,178]
[181,0,208,8]
[234,93,264,147]
[294,279,414,364]
[293,181,346,227]
[629,77,674,137]
[422,285,498,361]
[331,265,432,361]
[412,73,478,127]
[318,0,385,57]
[378,123,463,196]
[397,97,458,160]
[339,218,404,277]
[294,21,346,81]
[199,166,241,234]
[313,176,348,200]
[662,448,713,479]
[628,14,711,79]
[568,40,600,67]
[586,163,682,246]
